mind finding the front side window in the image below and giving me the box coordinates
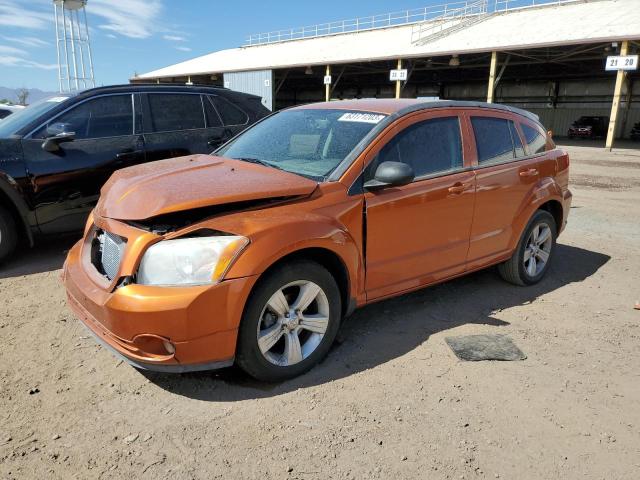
[369,116,463,179]
[218,109,386,180]
[471,117,517,165]
[34,95,132,140]
[147,94,205,132]
[521,123,547,154]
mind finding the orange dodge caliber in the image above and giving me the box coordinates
[63,99,571,381]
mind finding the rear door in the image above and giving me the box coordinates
[21,93,144,234]
[142,92,226,161]
[465,112,545,269]
[364,110,476,300]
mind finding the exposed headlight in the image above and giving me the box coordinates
[137,235,249,286]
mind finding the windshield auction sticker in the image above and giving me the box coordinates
[338,113,386,124]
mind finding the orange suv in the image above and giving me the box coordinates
[62,99,571,381]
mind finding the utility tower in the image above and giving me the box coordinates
[53,0,95,92]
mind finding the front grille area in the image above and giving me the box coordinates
[91,229,127,280]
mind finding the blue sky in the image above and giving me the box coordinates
[0,0,442,92]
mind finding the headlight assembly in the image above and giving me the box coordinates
[136,235,249,286]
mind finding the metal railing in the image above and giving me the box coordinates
[245,0,581,46]
[411,0,489,45]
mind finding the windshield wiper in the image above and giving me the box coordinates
[232,157,284,171]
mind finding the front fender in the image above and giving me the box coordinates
[219,211,362,301]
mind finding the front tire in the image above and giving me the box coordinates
[498,210,557,286]
[236,260,342,382]
[0,205,18,265]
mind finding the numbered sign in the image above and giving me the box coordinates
[323,75,332,85]
[389,69,408,81]
[605,55,638,71]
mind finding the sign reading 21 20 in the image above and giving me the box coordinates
[605,55,638,71]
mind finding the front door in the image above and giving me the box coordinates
[21,93,144,234]
[364,112,476,301]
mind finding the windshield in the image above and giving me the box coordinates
[574,117,599,127]
[0,95,71,137]
[217,109,387,180]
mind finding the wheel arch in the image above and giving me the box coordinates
[537,199,563,232]
[0,177,34,246]
[246,246,354,318]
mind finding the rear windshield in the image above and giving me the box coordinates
[217,109,386,180]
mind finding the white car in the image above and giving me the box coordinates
[0,105,25,120]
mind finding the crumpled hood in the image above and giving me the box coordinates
[95,154,318,221]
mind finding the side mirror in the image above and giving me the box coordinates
[363,161,414,191]
[46,122,74,137]
[42,131,76,153]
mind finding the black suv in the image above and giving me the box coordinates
[0,84,269,262]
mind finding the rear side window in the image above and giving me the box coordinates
[0,109,10,119]
[147,94,205,132]
[210,95,248,126]
[521,123,547,154]
[34,94,133,140]
[375,116,463,178]
[203,96,222,128]
[509,121,525,158]
[471,117,517,165]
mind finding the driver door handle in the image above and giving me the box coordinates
[447,182,470,195]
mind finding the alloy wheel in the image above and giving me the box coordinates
[523,223,552,277]
[256,280,330,366]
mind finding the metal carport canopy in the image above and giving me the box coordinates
[136,0,640,79]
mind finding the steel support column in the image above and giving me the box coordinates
[325,65,331,102]
[606,40,629,150]
[395,59,402,99]
[487,51,497,103]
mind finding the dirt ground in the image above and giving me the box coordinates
[1,140,639,480]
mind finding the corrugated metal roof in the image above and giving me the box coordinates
[137,0,640,79]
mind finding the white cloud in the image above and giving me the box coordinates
[164,34,186,42]
[175,46,192,52]
[0,55,57,70]
[89,0,162,39]
[106,33,117,39]
[0,1,50,30]
[1,36,49,48]
[0,45,27,56]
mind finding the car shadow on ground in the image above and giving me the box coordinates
[0,235,78,279]
[142,243,610,401]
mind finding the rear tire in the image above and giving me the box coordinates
[0,205,18,265]
[236,260,341,382]
[498,210,557,286]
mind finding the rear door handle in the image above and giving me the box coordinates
[519,168,538,177]
[447,182,469,195]
[116,150,144,161]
